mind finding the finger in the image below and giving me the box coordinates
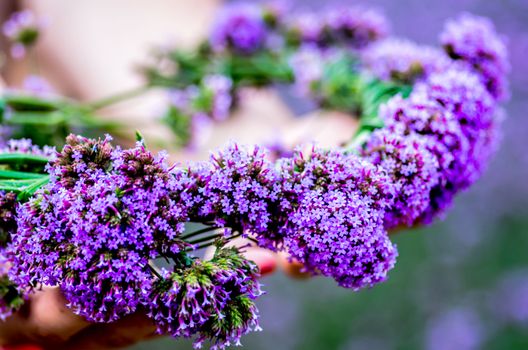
[242,247,278,276]
[54,310,157,350]
[27,287,89,344]
[0,287,89,347]
[284,110,359,149]
[278,252,311,279]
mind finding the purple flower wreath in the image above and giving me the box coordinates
[0,4,509,350]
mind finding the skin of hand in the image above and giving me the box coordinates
[0,249,278,350]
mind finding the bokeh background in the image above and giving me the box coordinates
[132,0,528,349]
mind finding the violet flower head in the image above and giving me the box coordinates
[440,13,510,101]
[147,247,262,350]
[2,10,42,59]
[361,129,440,229]
[22,75,55,97]
[1,138,55,159]
[0,192,21,321]
[363,38,451,84]
[325,7,389,49]
[0,139,56,319]
[380,92,469,224]
[201,75,233,121]
[191,143,284,249]
[285,12,324,45]
[9,136,193,322]
[0,192,17,247]
[279,148,397,290]
[210,4,268,54]
[289,44,324,97]
[417,67,499,189]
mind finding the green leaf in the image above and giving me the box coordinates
[0,169,47,180]
[135,130,146,145]
[4,111,66,126]
[0,153,50,167]
[4,94,60,112]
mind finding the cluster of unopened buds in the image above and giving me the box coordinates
[0,2,509,350]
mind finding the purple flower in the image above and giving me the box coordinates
[279,147,397,290]
[380,92,469,223]
[325,6,389,49]
[288,45,324,97]
[0,139,55,319]
[0,192,18,247]
[22,75,55,97]
[202,75,233,121]
[9,135,193,321]
[147,247,262,350]
[440,13,510,101]
[363,38,450,84]
[0,192,20,320]
[210,4,267,54]
[285,12,324,45]
[361,129,440,228]
[416,67,500,190]
[2,10,42,59]
[1,138,55,159]
[189,143,285,249]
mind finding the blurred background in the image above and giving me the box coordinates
[2,0,528,349]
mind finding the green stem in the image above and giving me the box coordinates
[0,170,47,180]
[187,232,243,251]
[146,262,163,279]
[180,226,219,240]
[87,86,151,111]
[17,176,50,200]
[0,153,50,167]
[187,233,223,246]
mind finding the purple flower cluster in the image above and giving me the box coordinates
[325,7,390,49]
[6,136,264,348]
[381,91,470,223]
[0,191,19,320]
[279,148,398,289]
[9,135,192,322]
[165,74,233,147]
[416,68,498,190]
[189,143,285,248]
[210,4,268,54]
[0,139,55,319]
[361,129,440,229]
[440,13,510,101]
[148,247,262,350]
[288,45,324,97]
[1,138,55,159]
[363,38,450,84]
[0,191,18,246]
[2,10,42,59]
[168,75,233,122]
[379,64,500,224]
[201,75,234,122]
[285,6,388,49]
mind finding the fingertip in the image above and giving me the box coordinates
[278,252,311,279]
[243,248,278,276]
[28,287,89,342]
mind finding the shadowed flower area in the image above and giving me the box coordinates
[131,0,528,349]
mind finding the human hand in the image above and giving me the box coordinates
[0,248,277,350]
